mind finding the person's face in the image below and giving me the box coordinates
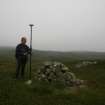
[21,38,26,45]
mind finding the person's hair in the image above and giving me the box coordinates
[21,37,27,42]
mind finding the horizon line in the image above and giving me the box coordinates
[0,46,105,53]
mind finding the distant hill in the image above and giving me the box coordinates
[0,47,105,61]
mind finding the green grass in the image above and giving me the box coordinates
[0,47,105,105]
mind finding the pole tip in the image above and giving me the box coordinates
[29,24,34,27]
[25,80,32,85]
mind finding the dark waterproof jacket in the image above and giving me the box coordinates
[15,44,30,58]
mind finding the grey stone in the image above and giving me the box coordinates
[34,61,84,87]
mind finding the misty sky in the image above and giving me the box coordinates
[0,0,105,51]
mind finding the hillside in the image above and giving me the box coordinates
[0,47,105,61]
[0,47,105,105]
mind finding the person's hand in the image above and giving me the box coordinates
[24,52,27,55]
[28,48,32,54]
[29,48,32,52]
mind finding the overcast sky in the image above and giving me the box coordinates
[0,0,105,51]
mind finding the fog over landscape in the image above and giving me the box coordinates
[0,0,105,52]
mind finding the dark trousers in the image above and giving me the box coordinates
[16,56,27,78]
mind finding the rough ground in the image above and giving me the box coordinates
[0,48,105,105]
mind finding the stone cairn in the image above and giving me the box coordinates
[34,61,84,87]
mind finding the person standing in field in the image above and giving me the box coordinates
[15,37,31,79]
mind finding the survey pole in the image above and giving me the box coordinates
[29,24,34,79]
